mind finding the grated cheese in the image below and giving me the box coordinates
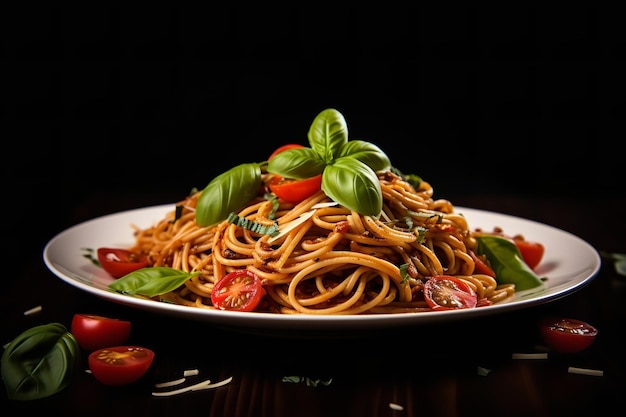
[183,369,200,377]
[154,377,186,388]
[568,367,604,376]
[311,202,339,209]
[152,376,233,397]
[268,211,315,243]
[512,353,548,360]
[23,305,42,316]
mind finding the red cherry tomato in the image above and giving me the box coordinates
[211,269,266,312]
[469,250,496,277]
[423,275,478,311]
[539,317,598,353]
[512,238,545,270]
[97,248,148,278]
[88,346,154,386]
[71,314,132,351]
[269,174,323,204]
[268,143,304,160]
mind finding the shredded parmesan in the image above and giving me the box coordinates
[512,353,548,360]
[268,211,315,243]
[311,202,339,209]
[183,369,199,377]
[23,305,42,315]
[568,367,604,376]
[151,376,233,397]
[389,402,404,411]
[154,377,186,388]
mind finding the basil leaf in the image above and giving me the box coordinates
[322,158,383,216]
[1,323,80,401]
[308,108,348,163]
[338,140,391,172]
[195,163,262,227]
[109,267,200,298]
[267,147,326,179]
[475,235,545,292]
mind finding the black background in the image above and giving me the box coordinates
[3,7,625,265]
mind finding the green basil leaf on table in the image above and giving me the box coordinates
[475,235,546,292]
[322,158,383,216]
[109,267,200,298]
[1,323,80,401]
[195,162,262,227]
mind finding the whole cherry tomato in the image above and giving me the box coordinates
[268,143,304,160]
[539,317,598,353]
[71,314,131,351]
[269,174,323,204]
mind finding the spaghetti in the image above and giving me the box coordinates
[128,170,516,314]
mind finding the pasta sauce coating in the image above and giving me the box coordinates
[129,171,515,314]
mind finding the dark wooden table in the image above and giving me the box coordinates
[2,191,624,417]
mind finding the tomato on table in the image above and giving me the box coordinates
[269,174,323,204]
[211,269,266,312]
[88,346,155,386]
[97,247,148,278]
[423,275,478,310]
[71,314,131,351]
[539,317,598,353]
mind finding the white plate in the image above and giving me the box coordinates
[43,204,601,333]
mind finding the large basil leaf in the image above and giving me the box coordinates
[338,140,391,172]
[109,267,200,297]
[1,323,80,401]
[266,147,326,179]
[195,162,262,227]
[307,108,348,163]
[322,158,383,216]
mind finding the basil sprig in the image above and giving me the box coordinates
[195,108,391,226]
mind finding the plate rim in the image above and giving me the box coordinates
[42,204,602,331]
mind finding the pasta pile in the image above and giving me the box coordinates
[129,171,515,314]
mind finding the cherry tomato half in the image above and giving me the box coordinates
[97,248,148,278]
[423,275,478,311]
[71,314,132,351]
[539,317,598,353]
[269,174,323,204]
[88,346,155,386]
[268,143,304,160]
[211,269,266,312]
